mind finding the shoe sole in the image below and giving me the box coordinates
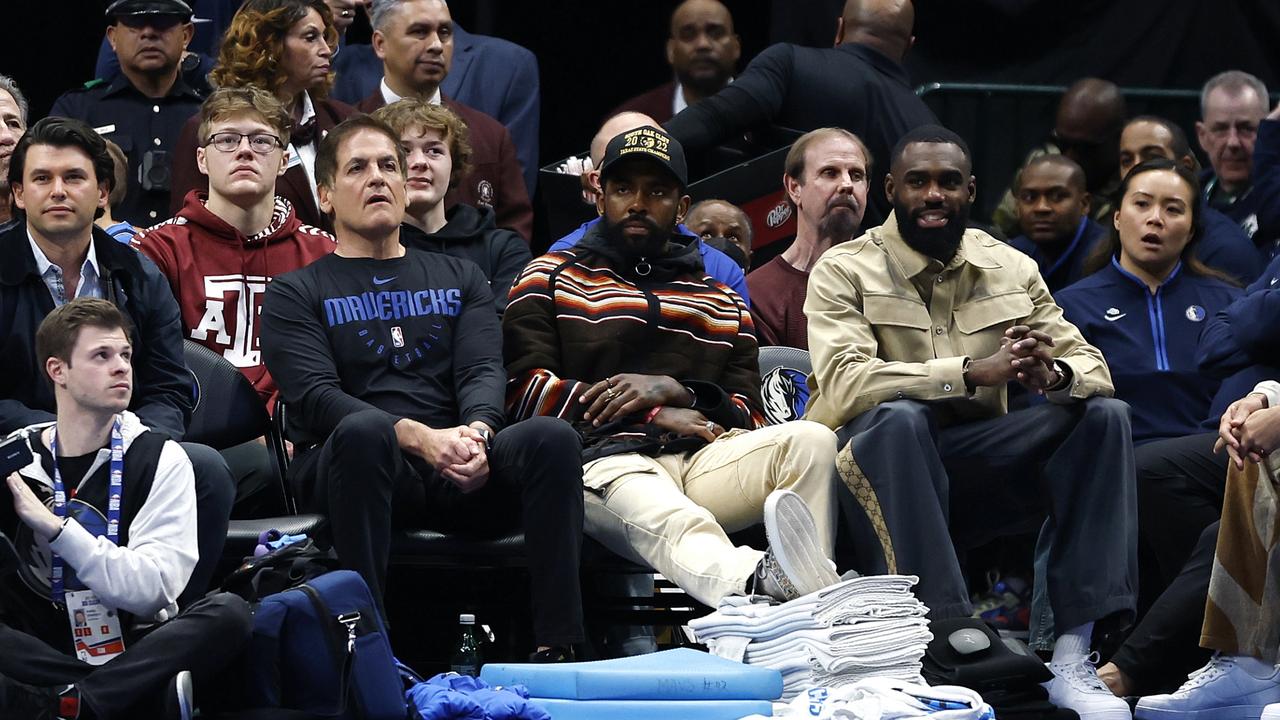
[1135,705,1273,720]
[168,670,194,720]
[763,490,839,597]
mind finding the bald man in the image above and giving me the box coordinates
[611,0,741,123]
[993,79,1128,237]
[550,114,751,305]
[666,0,936,229]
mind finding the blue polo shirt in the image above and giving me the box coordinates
[1057,258,1242,443]
[549,218,750,307]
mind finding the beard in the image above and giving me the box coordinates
[893,198,971,263]
[817,195,862,245]
[602,214,674,260]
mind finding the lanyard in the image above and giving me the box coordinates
[49,417,123,604]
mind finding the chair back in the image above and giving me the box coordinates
[757,345,812,425]
[182,340,270,449]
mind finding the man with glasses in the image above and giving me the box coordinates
[134,87,334,512]
[1197,71,1278,261]
[993,78,1128,238]
[51,0,206,227]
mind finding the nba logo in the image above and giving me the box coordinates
[391,326,405,348]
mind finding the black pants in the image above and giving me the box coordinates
[0,593,251,719]
[836,398,1137,634]
[179,442,235,607]
[1107,432,1227,693]
[290,411,586,646]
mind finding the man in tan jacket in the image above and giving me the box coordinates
[805,124,1138,720]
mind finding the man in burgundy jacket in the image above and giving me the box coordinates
[609,0,739,124]
[357,0,533,242]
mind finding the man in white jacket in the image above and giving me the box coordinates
[0,298,250,720]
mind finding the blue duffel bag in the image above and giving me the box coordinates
[243,569,407,719]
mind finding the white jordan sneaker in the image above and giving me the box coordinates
[1135,653,1280,719]
[1044,653,1132,720]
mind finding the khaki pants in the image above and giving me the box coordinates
[1202,459,1280,662]
[582,421,838,606]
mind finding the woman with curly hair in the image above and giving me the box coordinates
[169,0,356,230]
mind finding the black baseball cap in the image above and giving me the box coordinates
[597,125,689,190]
[106,0,194,20]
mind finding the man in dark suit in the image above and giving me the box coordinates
[611,0,740,125]
[665,0,936,229]
[355,0,533,242]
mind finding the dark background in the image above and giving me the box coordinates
[5,0,1280,226]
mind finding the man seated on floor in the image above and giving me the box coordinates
[552,111,750,305]
[804,124,1137,720]
[0,298,251,720]
[1007,155,1103,292]
[0,117,233,607]
[748,127,870,349]
[260,115,586,661]
[133,86,336,515]
[371,99,530,315]
[504,124,840,609]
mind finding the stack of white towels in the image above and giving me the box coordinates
[687,575,932,700]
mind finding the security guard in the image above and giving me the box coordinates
[50,0,204,227]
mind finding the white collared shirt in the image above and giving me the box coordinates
[673,77,732,116]
[290,92,322,210]
[379,78,442,107]
[28,231,104,305]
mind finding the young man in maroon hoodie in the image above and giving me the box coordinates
[133,86,335,511]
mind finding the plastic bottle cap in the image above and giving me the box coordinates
[459,613,476,624]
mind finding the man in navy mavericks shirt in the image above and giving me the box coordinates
[260,116,586,662]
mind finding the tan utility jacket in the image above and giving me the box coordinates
[804,212,1113,428]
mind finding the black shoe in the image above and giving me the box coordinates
[163,671,193,720]
[528,645,575,663]
[0,674,75,720]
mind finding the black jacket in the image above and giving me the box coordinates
[665,42,938,228]
[399,204,532,315]
[0,223,193,439]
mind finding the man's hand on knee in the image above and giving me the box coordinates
[1217,393,1269,469]
[395,419,480,469]
[652,407,723,442]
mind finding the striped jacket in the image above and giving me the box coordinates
[503,228,764,461]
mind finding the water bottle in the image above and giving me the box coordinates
[450,613,483,676]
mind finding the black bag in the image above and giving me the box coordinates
[923,618,1078,720]
[220,536,341,602]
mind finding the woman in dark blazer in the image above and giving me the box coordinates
[170,0,356,231]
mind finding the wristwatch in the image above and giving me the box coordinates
[476,427,493,451]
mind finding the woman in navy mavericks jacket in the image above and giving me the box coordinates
[1056,159,1242,445]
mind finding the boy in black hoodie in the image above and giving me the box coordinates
[373,100,531,315]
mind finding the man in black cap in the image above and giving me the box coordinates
[51,0,204,227]
[503,124,842,609]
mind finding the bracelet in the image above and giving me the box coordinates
[645,406,664,424]
[682,385,697,408]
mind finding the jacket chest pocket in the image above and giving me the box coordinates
[862,293,933,356]
[953,292,1034,353]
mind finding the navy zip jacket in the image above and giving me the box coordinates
[1198,252,1280,419]
[1057,258,1241,443]
[1203,119,1280,265]
[1009,217,1108,293]
[0,223,193,438]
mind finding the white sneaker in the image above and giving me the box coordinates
[1134,654,1280,719]
[1262,702,1280,720]
[755,490,840,601]
[1044,653,1132,720]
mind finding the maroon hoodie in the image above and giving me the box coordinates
[133,191,335,408]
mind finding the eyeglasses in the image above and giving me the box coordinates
[205,132,283,154]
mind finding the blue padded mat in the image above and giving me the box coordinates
[480,648,782,700]
[528,697,772,719]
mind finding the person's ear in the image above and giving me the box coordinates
[665,38,676,68]
[1113,207,1121,232]
[106,24,120,53]
[97,181,109,211]
[11,181,24,211]
[676,194,691,224]
[884,172,895,205]
[594,181,606,217]
[1080,191,1091,217]
[373,29,387,60]
[195,145,208,176]
[966,176,977,204]
[46,356,67,388]
[784,172,803,207]
[833,17,845,46]
[181,21,194,50]
[318,183,333,215]
[1195,121,1209,153]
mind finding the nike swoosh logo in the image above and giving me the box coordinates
[1271,277,1278,286]
[1104,313,1126,322]
[372,276,397,285]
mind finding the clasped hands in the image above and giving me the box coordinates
[579,373,724,442]
[966,325,1063,393]
[1215,393,1280,470]
[395,419,492,493]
